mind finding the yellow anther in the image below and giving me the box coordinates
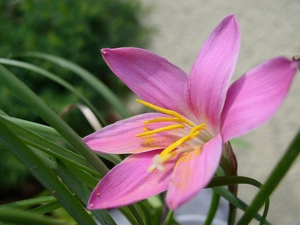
[136,99,195,127]
[136,124,185,137]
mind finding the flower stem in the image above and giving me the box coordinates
[164,210,174,225]
[204,191,220,225]
[237,129,300,224]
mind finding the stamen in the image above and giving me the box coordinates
[190,124,206,133]
[136,99,208,173]
[136,124,185,137]
[160,134,192,157]
[144,117,184,124]
[136,99,195,127]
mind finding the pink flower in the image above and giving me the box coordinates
[84,15,298,210]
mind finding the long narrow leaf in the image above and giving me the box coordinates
[54,160,117,225]
[0,115,99,176]
[237,128,300,224]
[208,176,270,225]
[0,112,67,144]
[16,52,130,118]
[1,114,120,167]
[0,64,109,176]
[0,196,56,209]
[0,208,65,225]
[0,58,106,126]
[29,201,62,215]
[0,118,96,225]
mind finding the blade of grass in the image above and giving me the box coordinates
[0,118,96,225]
[15,52,130,118]
[0,115,99,176]
[52,160,117,225]
[0,58,106,126]
[208,176,270,225]
[1,114,121,165]
[0,208,65,225]
[212,186,270,225]
[0,113,68,144]
[30,201,62,215]
[203,191,220,225]
[0,64,109,176]
[237,128,300,225]
[0,196,56,209]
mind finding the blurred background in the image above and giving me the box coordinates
[1,0,300,224]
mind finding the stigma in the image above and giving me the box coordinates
[135,99,208,172]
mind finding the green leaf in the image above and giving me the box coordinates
[0,115,99,177]
[0,196,56,209]
[0,58,106,126]
[237,128,300,225]
[0,118,96,225]
[0,207,65,225]
[203,191,220,225]
[0,112,68,144]
[16,52,130,119]
[208,176,270,225]
[30,201,62,215]
[52,160,117,225]
[0,64,109,176]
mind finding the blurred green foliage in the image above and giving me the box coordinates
[0,0,152,192]
[0,0,152,130]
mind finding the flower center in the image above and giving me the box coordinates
[136,99,207,172]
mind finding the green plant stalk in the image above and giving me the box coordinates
[0,113,67,144]
[0,207,65,225]
[0,64,109,176]
[53,160,117,225]
[237,129,300,225]
[17,52,131,118]
[0,58,106,126]
[0,196,56,209]
[0,119,96,225]
[64,161,99,187]
[163,210,174,225]
[119,207,140,225]
[127,205,145,225]
[204,191,220,225]
[1,113,121,165]
[208,176,269,225]
[0,115,98,176]
[212,186,270,225]
[29,201,62,215]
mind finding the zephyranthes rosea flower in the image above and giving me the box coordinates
[84,15,298,210]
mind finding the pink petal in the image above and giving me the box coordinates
[87,150,177,209]
[221,57,298,142]
[83,113,181,154]
[186,15,240,130]
[101,47,189,115]
[166,134,223,209]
